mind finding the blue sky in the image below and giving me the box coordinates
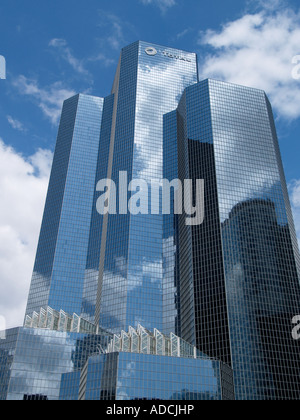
[0,0,300,327]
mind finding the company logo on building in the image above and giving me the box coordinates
[145,47,192,63]
[0,55,6,80]
[162,50,192,63]
[145,47,158,56]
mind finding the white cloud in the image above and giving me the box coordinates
[251,0,284,11]
[176,28,192,39]
[290,180,300,207]
[0,139,52,329]
[199,6,300,120]
[49,38,90,76]
[13,75,76,125]
[50,37,115,70]
[7,115,26,132]
[139,0,176,13]
[98,10,127,51]
[88,53,115,67]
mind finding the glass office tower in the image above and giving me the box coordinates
[25,94,104,317]
[95,41,198,333]
[164,79,300,400]
[0,42,299,400]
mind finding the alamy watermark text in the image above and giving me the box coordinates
[292,315,300,340]
[96,172,205,226]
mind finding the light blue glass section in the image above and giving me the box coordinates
[98,41,198,334]
[0,327,111,401]
[81,352,234,401]
[26,95,104,317]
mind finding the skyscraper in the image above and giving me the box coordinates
[0,41,299,400]
[25,94,104,317]
[164,79,300,399]
[95,41,198,334]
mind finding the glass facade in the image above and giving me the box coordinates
[0,42,299,401]
[0,327,111,400]
[82,94,115,323]
[165,79,300,400]
[26,94,104,317]
[163,110,183,337]
[78,352,234,401]
[96,41,198,334]
[74,326,234,401]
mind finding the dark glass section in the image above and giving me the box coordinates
[163,110,181,336]
[188,139,231,366]
[164,78,300,399]
[222,199,300,399]
[23,394,48,401]
[209,79,300,400]
[175,92,195,346]
[168,80,231,365]
[172,78,300,399]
